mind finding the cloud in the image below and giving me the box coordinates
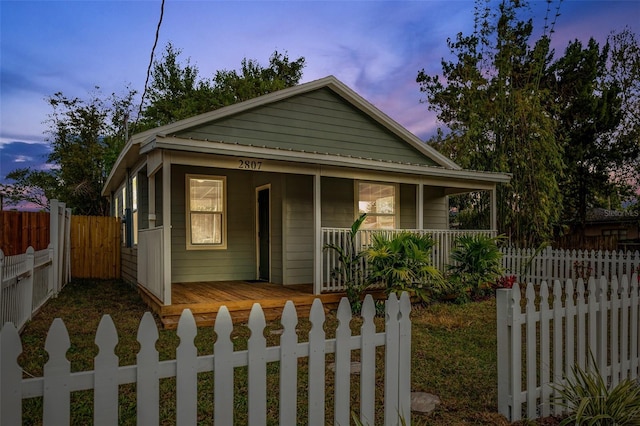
[0,141,52,182]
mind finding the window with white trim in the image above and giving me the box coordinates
[132,175,138,245]
[357,182,397,229]
[186,175,227,249]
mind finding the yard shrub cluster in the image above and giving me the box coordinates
[324,215,507,310]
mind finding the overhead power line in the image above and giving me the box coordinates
[135,0,165,131]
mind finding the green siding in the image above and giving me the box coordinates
[423,187,448,229]
[400,184,416,229]
[321,177,354,228]
[175,89,437,166]
[283,175,314,285]
[170,166,256,283]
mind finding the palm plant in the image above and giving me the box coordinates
[366,232,447,303]
[323,213,368,311]
[447,234,504,301]
[554,354,640,425]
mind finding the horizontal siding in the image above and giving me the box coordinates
[321,177,354,228]
[283,175,314,285]
[176,88,437,166]
[170,166,256,283]
[121,247,137,286]
[400,183,417,229]
[423,187,448,229]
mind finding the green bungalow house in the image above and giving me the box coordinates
[102,75,509,310]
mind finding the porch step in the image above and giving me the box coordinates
[159,301,334,329]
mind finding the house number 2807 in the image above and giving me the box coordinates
[238,160,262,170]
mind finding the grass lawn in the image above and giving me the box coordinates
[15,279,531,425]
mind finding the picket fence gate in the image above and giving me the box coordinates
[1,293,412,425]
[496,274,640,422]
[501,246,640,285]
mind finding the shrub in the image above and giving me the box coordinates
[446,234,504,302]
[554,356,640,425]
[366,232,448,303]
[324,213,368,312]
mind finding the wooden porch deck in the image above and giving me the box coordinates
[138,281,349,329]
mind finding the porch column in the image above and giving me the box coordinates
[162,154,172,305]
[416,183,424,229]
[490,187,498,231]
[313,172,322,295]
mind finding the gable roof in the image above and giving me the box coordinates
[104,76,506,195]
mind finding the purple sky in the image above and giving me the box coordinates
[1,0,639,182]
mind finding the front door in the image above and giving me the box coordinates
[257,186,270,281]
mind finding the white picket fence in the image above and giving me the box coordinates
[1,293,412,425]
[496,274,640,421]
[0,200,71,331]
[501,246,640,285]
[0,246,55,331]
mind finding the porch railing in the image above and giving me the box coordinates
[321,228,497,293]
[138,227,164,302]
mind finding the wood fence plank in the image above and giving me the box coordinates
[334,298,352,426]
[214,306,234,425]
[137,312,159,425]
[0,322,23,425]
[279,301,298,425]
[510,284,523,421]
[44,318,71,424]
[248,303,267,426]
[384,293,399,426]
[398,292,412,422]
[307,298,325,426]
[525,284,537,419]
[359,295,376,425]
[539,282,551,418]
[94,315,119,425]
[176,309,197,426]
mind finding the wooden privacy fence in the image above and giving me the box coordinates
[501,246,640,285]
[0,211,49,256]
[1,293,412,425]
[496,274,640,422]
[70,215,121,279]
[0,247,55,331]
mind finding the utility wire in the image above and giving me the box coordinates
[135,0,165,130]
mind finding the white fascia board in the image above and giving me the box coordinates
[145,135,511,184]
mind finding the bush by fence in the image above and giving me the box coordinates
[0,293,411,425]
[496,274,640,422]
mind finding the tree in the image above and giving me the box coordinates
[138,42,215,128]
[4,88,135,214]
[548,38,630,226]
[606,28,640,214]
[140,43,305,128]
[417,0,563,246]
[211,50,305,104]
[0,169,55,211]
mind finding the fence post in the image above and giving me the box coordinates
[47,244,55,296]
[49,199,60,295]
[22,247,35,323]
[497,288,510,418]
[0,249,3,323]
